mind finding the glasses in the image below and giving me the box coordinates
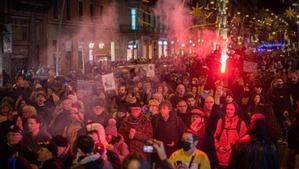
[178,105,187,107]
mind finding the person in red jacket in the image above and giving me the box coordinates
[214,102,247,169]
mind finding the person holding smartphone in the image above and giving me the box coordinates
[168,129,211,169]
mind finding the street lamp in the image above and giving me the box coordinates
[89,42,95,62]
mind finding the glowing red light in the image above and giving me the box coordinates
[220,49,228,73]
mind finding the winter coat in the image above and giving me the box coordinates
[287,82,299,102]
[109,134,129,161]
[36,103,54,127]
[41,158,64,169]
[214,116,247,166]
[119,115,153,157]
[288,115,299,154]
[202,105,221,169]
[22,130,51,153]
[71,153,113,169]
[153,113,185,156]
[229,135,279,169]
[49,109,72,136]
[176,111,191,127]
[270,87,292,123]
[58,150,76,169]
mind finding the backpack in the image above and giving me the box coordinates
[216,117,242,141]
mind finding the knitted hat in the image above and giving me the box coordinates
[38,141,58,157]
[105,119,118,137]
[7,125,23,135]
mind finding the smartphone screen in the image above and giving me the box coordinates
[143,145,154,153]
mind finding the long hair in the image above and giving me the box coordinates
[248,115,270,142]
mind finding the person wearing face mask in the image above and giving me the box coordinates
[168,129,211,169]
[214,103,247,169]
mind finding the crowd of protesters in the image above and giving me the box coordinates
[0,51,299,169]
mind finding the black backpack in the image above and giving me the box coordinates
[216,117,242,141]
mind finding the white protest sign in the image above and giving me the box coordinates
[102,73,116,91]
[146,64,155,77]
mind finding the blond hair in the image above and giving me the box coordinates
[22,105,37,116]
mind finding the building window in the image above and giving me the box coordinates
[53,0,58,19]
[66,0,71,20]
[148,13,152,32]
[90,3,94,18]
[155,16,159,33]
[36,21,41,41]
[143,12,146,30]
[130,8,137,31]
[79,0,83,17]
[12,19,28,41]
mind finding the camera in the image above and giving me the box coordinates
[143,144,155,153]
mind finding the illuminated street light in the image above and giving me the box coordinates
[99,42,104,49]
[89,42,95,48]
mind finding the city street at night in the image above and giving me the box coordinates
[0,0,299,169]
